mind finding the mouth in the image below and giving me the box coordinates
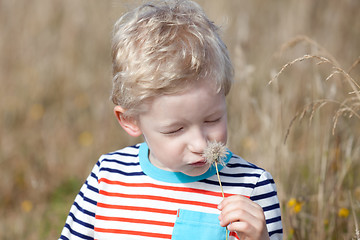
[189,159,208,167]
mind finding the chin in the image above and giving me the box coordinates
[183,166,209,177]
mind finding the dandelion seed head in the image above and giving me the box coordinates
[203,141,227,166]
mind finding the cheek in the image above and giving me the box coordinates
[208,121,228,143]
[220,128,228,143]
[151,137,183,158]
[217,119,228,143]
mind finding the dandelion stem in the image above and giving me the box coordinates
[215,162,228,240]
[215,163,225,199]
[203,141,228,240]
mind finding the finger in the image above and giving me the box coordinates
[218,195,259,212]
[219,196,264,222]
[228,220,269,240]
[228,220,253,234]
[219,207,261,228]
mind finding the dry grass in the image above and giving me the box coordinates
[270,52,360,140]
[269,37,360,239]
[1,0,359,239]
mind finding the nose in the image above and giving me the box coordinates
[188,127,208,154]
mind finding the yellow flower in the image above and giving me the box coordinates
[287,198,297,208]
[338,208,349,218]
[78,131,94,147]
[287,198,303,214]
[293,202,303,213]
[21,200,33,213]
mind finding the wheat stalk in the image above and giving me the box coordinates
[270,53,360,139]
[275,35,340,66]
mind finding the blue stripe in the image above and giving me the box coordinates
[263,203,280,212]
[251,191,277,201]
[266,216,282,224]
[79,191,97,206]
[105,152,138,157]
[127,144,140,149]
[68,212,94,229]
[85,180,99,194]
[256,178,275,187]
[74,202,95,217]
[227,163,262,170]
[200,179,255,188]
[269,228,283,236]
[90,172,98,182]
[63,223,93,240]
[103,144,139,157]
[219,172,261,178]
[100,167,145,176]
[59,236,69,240]
[102,158,140,166]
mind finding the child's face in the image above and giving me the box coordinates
[138,80,228,177]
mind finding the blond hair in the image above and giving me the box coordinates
[111,0,233,117]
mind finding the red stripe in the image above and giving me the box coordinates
[97,202,177,215]
[99,190,218,209]
[98,178,235,198]
[94,227,172,239]
[96,215,175,227]
[230,231,240,239]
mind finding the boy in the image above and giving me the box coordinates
[59,0,282,239]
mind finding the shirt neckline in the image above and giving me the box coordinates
[139,142,232,183]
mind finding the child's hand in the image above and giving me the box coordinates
[218,195,270,240]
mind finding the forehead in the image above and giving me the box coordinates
[140,80,226,121]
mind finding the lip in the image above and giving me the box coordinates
[189,159,208,167]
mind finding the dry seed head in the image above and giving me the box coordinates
[203,141,227,166]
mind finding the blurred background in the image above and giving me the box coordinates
[1,0,359,239]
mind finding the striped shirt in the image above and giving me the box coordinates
[60,142,282,240]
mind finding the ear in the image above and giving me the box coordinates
[114,106,142,137]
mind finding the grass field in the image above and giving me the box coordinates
[1,0,359,239]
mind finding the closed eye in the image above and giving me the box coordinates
[161,127,183,135]
[205,117,221,123]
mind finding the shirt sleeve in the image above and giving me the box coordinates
[250,171,283,240]
[59,160,100,240]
